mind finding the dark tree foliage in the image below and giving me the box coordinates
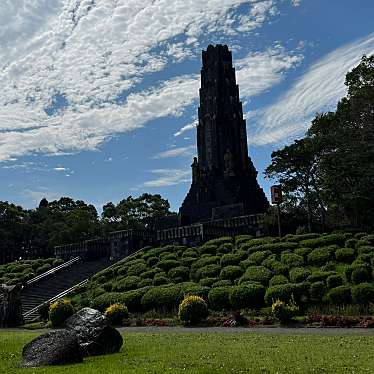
[266,55,374,231]
[0,193,174,263]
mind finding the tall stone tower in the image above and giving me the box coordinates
[179,44,269,225]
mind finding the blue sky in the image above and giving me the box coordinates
[0,0,373,213]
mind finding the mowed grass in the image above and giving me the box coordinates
[1,331,374,373]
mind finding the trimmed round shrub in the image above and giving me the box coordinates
[120,287,151,312]
[157,259,180,272]
[345,238,358,248]
[196,264,221,280]
[52,259,64,267]
[146,257,159,267]
[307,271,335,283]
[212,279,232,287]
[91,292,125,311]
[178,295,208,325]
[208,286,232,310]
[219,266,243,281]
[261,257,288,275]
[327,286,352,304]
[127,262,147,276]
[264,284,294,305]
[138,279,152,287]
[191,256,219,270]
[168,266,190,282]
[182,249,199,258]
[114,276,140,292]
[351,267,370,284]
[235,235,254,247]
[326,274,343,289]
[357,246,374,255]
[153,273,169,286]
[289,268,311,283]
[294,247,312,260]
[309,281,326,302]
[281,253,304,268]
[335,248,355,263]
[352,283,374,304]
[104,303,129,325]
[247,250,272,265]
[38,302,50,321]
[199,277,219,287]
[180,257,196,267]
[301,234,346,249]
[217,243,234,254]
[230,284,265,309]
[179,283,209,300]
[307,248,331,266]
[220,252,246,267]
[141,285,181,311]
[140,268,162,280]
[269,275,288,287]
[239,266,272,286]
[159,252,178,261]
[199,244,217,255]
[49,299,74,327]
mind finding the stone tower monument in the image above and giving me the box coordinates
[179,44,269,225]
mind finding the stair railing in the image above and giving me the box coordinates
[25,257,82,287]
[23,279,89,321]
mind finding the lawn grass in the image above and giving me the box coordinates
[1,331,374,373]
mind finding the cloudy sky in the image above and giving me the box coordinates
[0,0,373,212]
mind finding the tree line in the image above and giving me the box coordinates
[0,194,174,264]
[265,55,374,233]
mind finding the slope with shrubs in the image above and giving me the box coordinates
[69,232,374,314]
[0,258,64,285]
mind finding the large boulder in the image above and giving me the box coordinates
[22,330,83,367]
[66,307,123,356]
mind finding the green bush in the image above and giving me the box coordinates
[335,248,356,263]
[49,299,74,327]
[199,244,217,255]
[281,253,304,268]
[261,257,288,275]
[357,246,374,255]
[199,277,219,287]
[235,235,254,247]
[168,266,190,282]
[212,279,232,287]
[38,302,50,321]
[289,268,311,283]
[352,283,374,304]
[120,287,151,312]
[159,252,178,261]
[178,295,208,325]
[52,259,65,267]
[104,303,129,325]
[307,271,335,283]
[217,243,234,254]
[195,264,221,280]
[326,274,343,289]
[269,275,289,287]
[157,259,180,272]
[284,233,320,242]
[180,257,196,267]
[230,284,265,309]
[309,281,326,302]
[264,284,294,305]
[239,266,272,286]
[182,249,199,258]
[345,238,358,248]
[141,285,181,311]
[91,292,126,312]
[146,257,159,267]
[220,252,246,267]
[208,286,233,310]
[35,264,52,275]
[244,242,298,255]
[247,250,272,265]
[138,279,153,287]
[345,263,371,282]
[219,266,243,281]
[301,234,346,249]
[191,256,219,270]
[140,268,162,280]
[239,238,277,251]
[127,262,147,276]
[114,276,140,292]
[307,248,331,266]
[351,267,370,284]
[327,286,352,304]
[294,247,312,260]
[153,273,169,286]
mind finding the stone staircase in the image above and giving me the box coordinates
[21,258,111,323]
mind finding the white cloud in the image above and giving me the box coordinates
[0,0,285,162]
[152,145,196,159]
[143,169,190,187]
[174,120,198,137]
[252,33,374,145]
[22,187,60,205]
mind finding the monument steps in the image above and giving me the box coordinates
[21,258,111,323]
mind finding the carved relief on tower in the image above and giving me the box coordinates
[224,148,235,177]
